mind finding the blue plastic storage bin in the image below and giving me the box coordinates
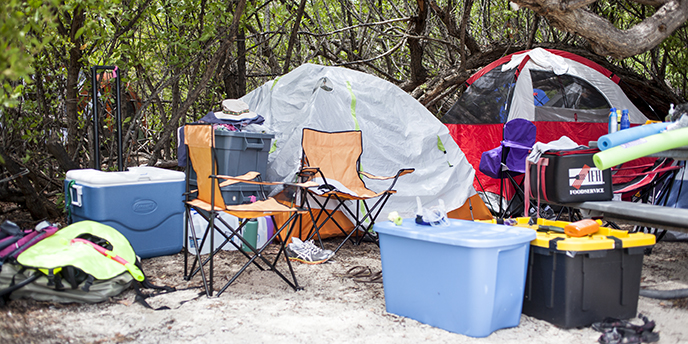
[374,218,536,338]
[65,166,185,259]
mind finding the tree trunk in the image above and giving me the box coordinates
[0,148,60,220]
[512,0,688,58]
[47,140,81,172]
[63,6,85,160]
[283,0,308,74]
[402,0,428,92]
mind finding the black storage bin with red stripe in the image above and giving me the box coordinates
[529,148,613,203]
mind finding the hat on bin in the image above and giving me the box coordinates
[214,99,259,120]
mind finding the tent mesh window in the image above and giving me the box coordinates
[443,65,518,124]
[530,71,610,110]
[530,70,611,122]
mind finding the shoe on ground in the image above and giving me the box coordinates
[286,238,334,265]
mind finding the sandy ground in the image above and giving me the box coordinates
[1,237,687,344]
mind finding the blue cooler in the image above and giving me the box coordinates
[65,166,185,258]
[374,218,536,338]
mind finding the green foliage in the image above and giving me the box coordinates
[0,0,59,107]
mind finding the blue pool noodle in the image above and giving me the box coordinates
[598,122,670,151]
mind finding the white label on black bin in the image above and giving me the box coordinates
[568,165,605,189]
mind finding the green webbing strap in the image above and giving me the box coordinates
[66,180,76,223]
[346,81,360,131]
[270,76,282,90]
[437,135,446,153]
[437,135,453,167]
[346,81,369,224]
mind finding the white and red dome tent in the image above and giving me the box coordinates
[441,48,650,207]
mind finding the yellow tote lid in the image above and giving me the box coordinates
[476,217,656,251]
[530,219,655,251]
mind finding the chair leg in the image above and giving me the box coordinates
[300,193,335,247]
[352,195,391,246]
[215,213,303,297]
[300,192,392,256]
[187,212,276,297]
[330,194,391,254]
[303,194,354,243]
[184,206,212,296]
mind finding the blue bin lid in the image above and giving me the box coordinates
[374,218,536,248]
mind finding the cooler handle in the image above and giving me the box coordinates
[244,137,264,150]
[70,184,83,207]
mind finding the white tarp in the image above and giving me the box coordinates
[241,63,475,217]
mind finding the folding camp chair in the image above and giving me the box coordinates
[182,123,315,297]
[609,157,681,234]
[297,128,414,254]
[479,118,537,218]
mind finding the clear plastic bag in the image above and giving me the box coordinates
[416,197,450,227]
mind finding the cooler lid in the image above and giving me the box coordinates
[66,167,185,186]
[374,218,536,248]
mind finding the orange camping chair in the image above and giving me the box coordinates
[183,123,315,297]
[297,128,414,254]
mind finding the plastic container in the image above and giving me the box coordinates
[65,166,185,259]
[187,209,240,255]
[188,129,274,189]
[608,107,617,134]
[186,210,270,255]
[523,224,655,328]
[374,218,536,337]
[620,109,630,130]
[241,219,258,252]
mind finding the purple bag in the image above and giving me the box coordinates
[0,222,59,262]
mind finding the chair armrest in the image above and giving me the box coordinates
[360,168,414,180]
[298,166,321,179]
[217,171,262,187]
[360,168,414,191]
[217,172,319,189]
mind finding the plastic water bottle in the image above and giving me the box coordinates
[666,103,676,122]
[620,109,630,130]
[241,219,259,252]
[608,107,617,133]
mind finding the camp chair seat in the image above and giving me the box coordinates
[298,128,414,254]
[183,123,313,297]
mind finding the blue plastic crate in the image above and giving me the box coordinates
[374,218,536,338]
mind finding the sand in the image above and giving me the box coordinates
[1,238,687,344]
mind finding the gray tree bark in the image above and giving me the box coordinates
[511,0,688,58]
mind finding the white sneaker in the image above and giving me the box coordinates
[286,238,334,264]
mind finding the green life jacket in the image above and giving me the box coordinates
[1,221,145,304]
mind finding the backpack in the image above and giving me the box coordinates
[0,220,59,268]
[0,220,171,305]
